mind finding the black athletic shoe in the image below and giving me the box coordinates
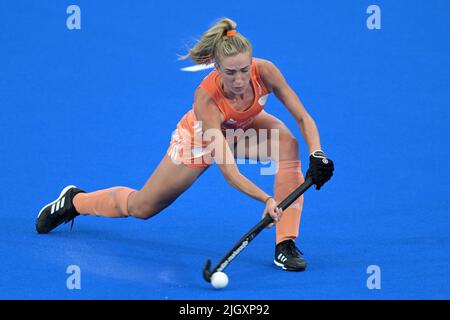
[35,185,85,234]
[274,239,307,271]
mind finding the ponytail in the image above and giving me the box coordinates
[179,18,252,65]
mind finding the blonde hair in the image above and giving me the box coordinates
[179,18,252,65]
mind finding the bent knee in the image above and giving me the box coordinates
[129,205,160,220]
[277,131,299,160]
[128,197,172,220]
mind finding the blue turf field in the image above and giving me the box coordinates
[0,0,449,299]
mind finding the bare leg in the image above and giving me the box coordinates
[74,154,208,219]
[128,155,208,219]
[234,110,299,162]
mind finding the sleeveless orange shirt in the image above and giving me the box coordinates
[176,59,270,146]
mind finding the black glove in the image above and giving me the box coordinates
[306,150,334,190]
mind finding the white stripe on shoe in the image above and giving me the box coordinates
[37,185,77,218]
[274,260,287,270]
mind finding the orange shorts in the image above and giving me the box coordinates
[167,110,251,169]
[166,125,213,169]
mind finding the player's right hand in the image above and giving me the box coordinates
[262,197,283,228]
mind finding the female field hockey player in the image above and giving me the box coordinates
[36,18,334,271]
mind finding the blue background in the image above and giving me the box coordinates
[0,0,449,299]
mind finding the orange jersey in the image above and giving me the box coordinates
[182,60,269,137]
[168,60,270,168]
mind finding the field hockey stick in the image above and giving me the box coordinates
[203,176,314,282]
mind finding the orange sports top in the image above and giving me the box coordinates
[176,60,270,146]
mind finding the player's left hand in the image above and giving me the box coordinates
[306,150,334,190]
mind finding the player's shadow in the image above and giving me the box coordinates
[50,227,218,260]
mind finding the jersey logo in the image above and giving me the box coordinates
[258,94,268,106]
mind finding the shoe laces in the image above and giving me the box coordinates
[284,241,303,258]
[64,215,77,231]
[64,195,80,231]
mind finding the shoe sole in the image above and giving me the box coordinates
[37,185,77,219]
[273,259,306,272]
